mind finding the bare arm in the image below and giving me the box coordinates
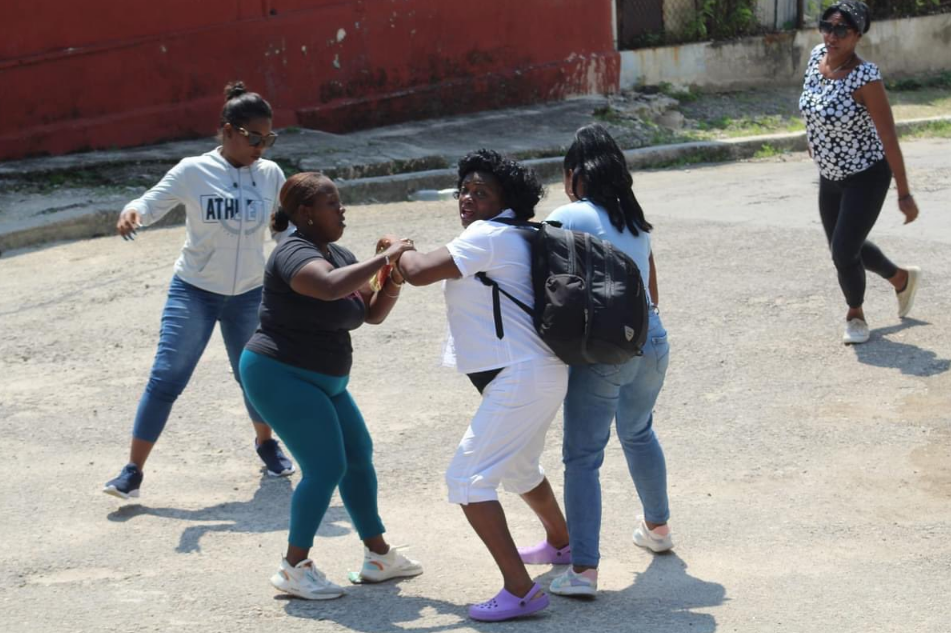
[358,266,405,325]
[857,80,907,195]
[290,241,413,301]
[856,80,919,224]
[648,251,659,307]
[396,247,462,286]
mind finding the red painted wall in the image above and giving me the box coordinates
[1,1,619,161]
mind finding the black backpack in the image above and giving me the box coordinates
[475,217,649,365]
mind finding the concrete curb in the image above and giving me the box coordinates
[336,115,949,203]
[2,115,948,255]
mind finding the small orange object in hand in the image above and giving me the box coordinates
[370,263,392,292]
[370,240,393,292]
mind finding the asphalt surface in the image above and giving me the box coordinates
[1,139,949,632]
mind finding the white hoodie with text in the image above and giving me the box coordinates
[125,148,285,296]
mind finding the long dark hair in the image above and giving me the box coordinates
[564,124,651,236]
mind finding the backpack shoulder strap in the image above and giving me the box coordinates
[475,272,533,340]
[488,216,557,230]
[475,216,544,339]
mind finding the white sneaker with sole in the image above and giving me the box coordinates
[356,546,424,583]
[633,519,674,553]
[270,558,345,600]
[550,567,598,597]
[897,266,921,318]
[842,318,870,345]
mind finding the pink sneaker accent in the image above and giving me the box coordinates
[517,540,571,565]
[468,583,550,621]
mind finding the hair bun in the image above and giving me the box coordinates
[224,81,248,101]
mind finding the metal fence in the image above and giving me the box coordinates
[801,0,951,30]
[617,0,951,49]
[617,0,800,48]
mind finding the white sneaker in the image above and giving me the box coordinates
[633,519,674,553]
[842,318,870,345]
[897,266,921,318]
[270,558,345,600]
[356,546,423,583]
[550,567,598,597]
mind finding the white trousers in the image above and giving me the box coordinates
[446,357,568,504]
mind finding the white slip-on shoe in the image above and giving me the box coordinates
[842,318,870,345]
[633,518,674,553]
[897,266,921,318]
[354,546,423,583]
[270,558,345,600]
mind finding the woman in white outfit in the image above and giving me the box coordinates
[397,150,569,622]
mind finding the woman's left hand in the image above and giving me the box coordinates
[899,195,919,225]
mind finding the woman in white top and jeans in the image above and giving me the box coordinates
[103,82,293,499]
[397,150,569,622]
[519,124,673,597]
[799,1,920,345]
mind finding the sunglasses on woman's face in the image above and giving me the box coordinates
[236,126,279,148]
[819,20,853,38]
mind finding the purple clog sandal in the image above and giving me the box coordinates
[517,540,571,565]
[468,582,550,622]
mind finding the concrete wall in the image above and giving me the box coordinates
[620,13,951,91]
[1,1,618,161]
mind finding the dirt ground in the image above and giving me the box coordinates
[1,140,950,632]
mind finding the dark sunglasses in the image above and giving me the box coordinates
[236,126,279,148]
[819,20,853,38]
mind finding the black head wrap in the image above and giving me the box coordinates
[822,1,871,34]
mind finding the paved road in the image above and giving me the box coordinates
[1,139,949,632]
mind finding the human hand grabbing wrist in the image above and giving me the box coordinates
[388,265,405,285]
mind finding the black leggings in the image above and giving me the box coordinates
[818,159,899,309]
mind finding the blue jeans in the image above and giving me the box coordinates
[562,311,670,568]
[132,276,265,443]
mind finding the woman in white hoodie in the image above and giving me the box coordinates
[103,81,291,499]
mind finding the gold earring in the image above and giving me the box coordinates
[307,219,313,225]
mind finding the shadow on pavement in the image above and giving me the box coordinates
[602,553,726,632]
[281,552,724,633]
[106,474,353,552]
[854,319,951,377]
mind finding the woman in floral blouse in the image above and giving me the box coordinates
[799,0,920,345]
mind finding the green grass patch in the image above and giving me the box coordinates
[657,82,701,103]
[274,158,302,177]
[692,115,804,139]
[887,71,951,93]
[593,106,631,126]
[902,120,951,139]
[753,143,786,159]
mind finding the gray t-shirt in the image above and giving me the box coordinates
[246,232,366,375]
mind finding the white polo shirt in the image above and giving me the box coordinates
[442,210,559,374]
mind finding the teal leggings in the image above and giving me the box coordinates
[239,350,385,549]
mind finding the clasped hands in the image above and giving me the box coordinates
[373,235,416,289]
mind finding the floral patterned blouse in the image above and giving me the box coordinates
[799,44,885,181]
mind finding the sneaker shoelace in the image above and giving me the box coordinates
[301,563,329,585]
[304,561,327,584]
